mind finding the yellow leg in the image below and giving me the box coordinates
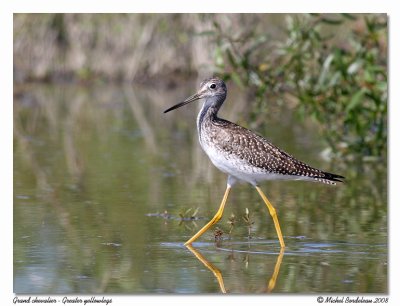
[184,186,231,245]
[186,245,226,293]
[267,249,285,292]
[255,186,285,248]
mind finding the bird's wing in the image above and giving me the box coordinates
[212,120,343,184]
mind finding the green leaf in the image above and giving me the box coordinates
[214,47,224,68]
[376,81,388,92]
[364,69,374,83]
[226,49,238,68]
[341,13,357,20]
[213,21,221,30]
[346,89,366,113]
[231,72,244,89]
[321,17,343,25]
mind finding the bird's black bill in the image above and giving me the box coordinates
[163,93,201,113]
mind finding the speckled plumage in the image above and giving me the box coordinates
[164,77,344,246]
[193,77,344,187]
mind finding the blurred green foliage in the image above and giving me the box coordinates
[208,14,387,160]
[14,14,387,160]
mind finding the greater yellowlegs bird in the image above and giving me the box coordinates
[164,77,344,248]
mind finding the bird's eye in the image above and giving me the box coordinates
[209,83,216,89]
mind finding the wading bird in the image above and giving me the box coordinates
[164,77,343,248]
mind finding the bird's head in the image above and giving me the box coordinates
[164,77,227,113]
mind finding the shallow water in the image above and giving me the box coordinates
[13,81,387,293]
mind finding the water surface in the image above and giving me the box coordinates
[13,81,387,293]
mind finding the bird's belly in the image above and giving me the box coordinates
[202,143,309,186]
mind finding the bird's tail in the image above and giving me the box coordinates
[315,172,345,185]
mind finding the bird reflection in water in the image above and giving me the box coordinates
[186,244,284,293]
